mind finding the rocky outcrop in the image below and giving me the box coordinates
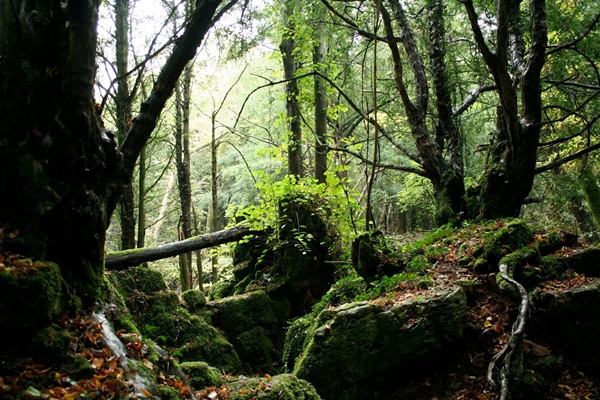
[287,286,467,399]
[530,279,600,371]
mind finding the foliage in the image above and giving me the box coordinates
[230,172,359,254]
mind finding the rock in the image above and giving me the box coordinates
[109,267,242,372]
[209,290,280,373]
[561,246,600,276]
[530,279,600,372]
[0,262,65,337]
[180,361,225,388]
[471,219,533,272]
[227,373,321,399]
[182,289,206,310]
[292,287,467,399]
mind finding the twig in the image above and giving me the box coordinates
[487,264,529,400]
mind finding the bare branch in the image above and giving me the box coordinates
[452,84,496,117]
[535,142,600,174]
[546,12,600,56]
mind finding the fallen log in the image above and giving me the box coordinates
[105,226,254,270]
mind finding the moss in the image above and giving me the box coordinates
[208,278,236,300]
[0,262,65,337]
[311,277,367,316]
[108,266,168,300]
[180,361,225,388]
[351,231,404,283]
[227,373,321,400]
[59,356,94,380]
[282,315,315,372]
[210,290,278,335]
[232,326,276,373]
[293,288,467,399]
[31,326,72,362]
[182,289,207,310]
[178,331,241,372]
[471,219,533,272]
[158,385,182,400]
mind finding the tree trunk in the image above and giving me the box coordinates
[280,1,304,178]
[463,0,547,218]
[175,62,194,291]
[579,167,600,229]
[380,0,466,225]
[210,113,220,284]
[137,144,147,248]
[314,24,328,184]
[114,0,136,250]
[105,226,253,270]
[0,0,231,305]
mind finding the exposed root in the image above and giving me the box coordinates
[487,264,529,400]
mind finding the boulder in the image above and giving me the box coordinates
[530,279,600,372]
[209,290,280,373]
[292,286,467,399]
[226,373,320,400]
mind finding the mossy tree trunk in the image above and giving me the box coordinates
[175,60,194,291]
[463,0,547,219]
[0,0,231,305]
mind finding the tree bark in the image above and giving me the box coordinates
[137,144,147,248]
[210,113,220,283]
[105,226,253,270]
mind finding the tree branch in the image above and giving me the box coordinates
[453,84,496,117]
[535,141,600,174]
[119,0,236,202]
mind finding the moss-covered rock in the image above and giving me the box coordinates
[109,267,242,373]
[31,326,73,362]
[182,289,206,310]
[292,287,467,399]
[108,266,168,300]
[282,315,315,372]
[210,290,278,334]
[209,291,279,372]
[530,279,600,372]
[0,262,66,338]
[178,324,242,372]
[180,361,225,388]
[208,278,237,300]
[472,219,533,272]
[227,373,321,399]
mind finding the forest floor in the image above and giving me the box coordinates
[382,244,600,400]
[2,226,600,399]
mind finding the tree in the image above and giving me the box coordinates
[114,0,137,250]
[462,0,547,218]
[280,0,304,177]
[0,0,237,304]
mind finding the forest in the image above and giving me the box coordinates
[1,0,600,398]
